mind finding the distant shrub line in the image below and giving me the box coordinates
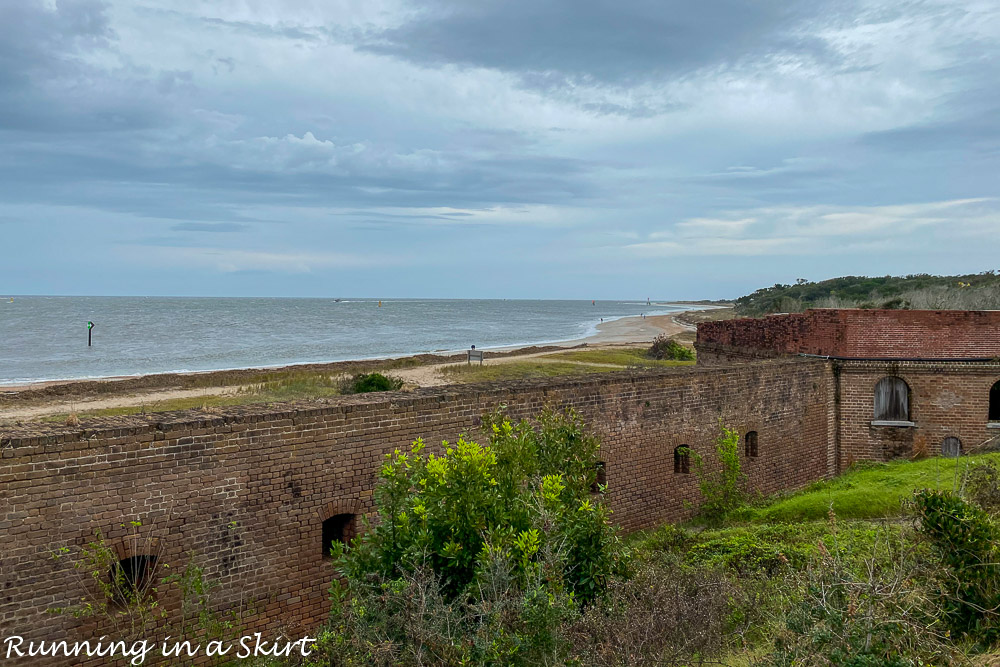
[736,271,1000,315]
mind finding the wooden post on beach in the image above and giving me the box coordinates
[88,321,94,346]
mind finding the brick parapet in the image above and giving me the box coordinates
[696,309,1000,361]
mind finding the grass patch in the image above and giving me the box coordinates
[542,348,696,367]
[689,521,908,571]
[629,453,1000,574]
[737,454,1000,524]
[440,361,620,382]
[440,349,694,384]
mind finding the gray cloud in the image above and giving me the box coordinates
[0,1,188,134]
[358,0,834,87]
[0,0,112,84]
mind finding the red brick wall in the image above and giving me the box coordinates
[0,360,833,663]
[697,309,1000,361]
[835,360,1000,469]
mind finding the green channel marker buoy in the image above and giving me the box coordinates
[88,321,94,347]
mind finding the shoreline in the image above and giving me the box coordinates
[1,306,719,394]
[0,307,732,421]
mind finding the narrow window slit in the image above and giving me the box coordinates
[674,446,690,474]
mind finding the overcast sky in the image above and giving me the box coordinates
[2,0,998,299]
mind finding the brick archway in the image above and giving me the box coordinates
[318,498,361,521]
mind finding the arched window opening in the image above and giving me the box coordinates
[874,377,910,421]
[322,513,357,558]
[591,461,607,494]
[674,446,690,474]
[942,436,962,458]
[990,381,1000,421]
[745,431,759,458]
[108,555,157,605]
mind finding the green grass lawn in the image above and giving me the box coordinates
[541,348,696,367]
[631,452,1000,569]
[738,454,1000,523]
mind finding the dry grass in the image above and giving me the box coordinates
[39,373,347,422]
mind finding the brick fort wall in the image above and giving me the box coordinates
[0,359,833,663]
[835,360,1000,469]
[695,309,1000,473]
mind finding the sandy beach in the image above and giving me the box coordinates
[0,308,721,422]
[582,312,694,344]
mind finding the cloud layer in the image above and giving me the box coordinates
[2,0,998,297]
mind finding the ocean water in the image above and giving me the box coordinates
[0,297,687,385]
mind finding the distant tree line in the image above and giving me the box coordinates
[734,271,1000,315]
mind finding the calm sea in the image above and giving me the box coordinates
[0,297,688,385]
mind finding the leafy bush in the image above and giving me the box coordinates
[629,523,693,556]
[913,489,1000,643]
[320,408,625,665]
[340,372,404,394]
[647,334,695,361]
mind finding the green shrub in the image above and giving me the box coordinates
[913,489,1000,643]
[341,372,404,394]
[691,422,750,525]
[628,523,693,557]
[320,408,626,665]
[337,407,622,598]
[647,334,695,361]
[685,531,811,575]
